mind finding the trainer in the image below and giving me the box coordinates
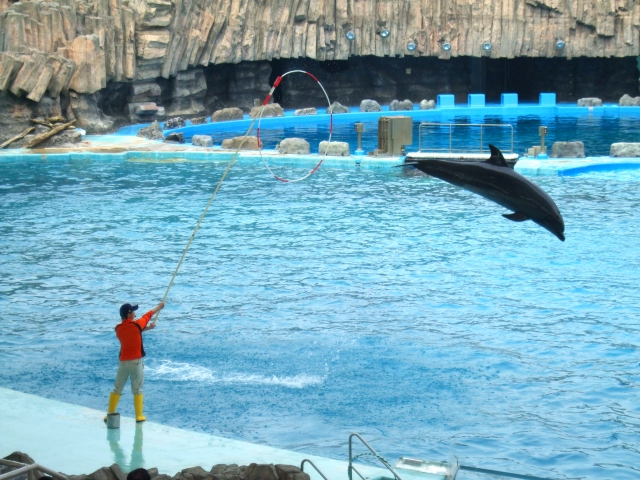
[105,301,164,423]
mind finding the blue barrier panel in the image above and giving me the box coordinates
[468,94,485,107]
[501,93,518,106]
[539,93,556,106]
[437,94,455,108]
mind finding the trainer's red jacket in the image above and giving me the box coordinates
[115,311,153,361]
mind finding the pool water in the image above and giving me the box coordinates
[184,113,640,158]
[1,159,640,479]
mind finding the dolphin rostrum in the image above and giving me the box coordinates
[404,144,565,241]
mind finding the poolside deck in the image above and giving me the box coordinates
[0,387,411,480]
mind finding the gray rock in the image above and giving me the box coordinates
[222,136,260,150]
[326,101,349,114]
[151,475,171,480]
[67,92,114,134]
[37,128,82,148]
[109,464,126,480]
[164,117,186,129]
[420,99,436,110]
[210,466,228,475]
[212,107,244,122]
[360,99,382,112]
[244,465,278,480]
[191,116,207,125]
[577,97,602,107]
[277,138,310,155]
[147,469,159,479]
[166,68,207,117]
[619,94,640,106]
[294,107,317,116]
[390,99,413,111]
[130,82,162,103]
[192,135,213,147]
[86,466,119,480]
[275,465,309,480]
[550,141,585,158]
[137,121,165,141]
[180,466,212,480]
[249,103,284,118]
[610,142,640,157]
[165,132,185,143]
[319,141,349,156]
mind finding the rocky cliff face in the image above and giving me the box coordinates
[0,0,639,142]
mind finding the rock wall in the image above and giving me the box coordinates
[1,0,640,102]
[0,0,639,142]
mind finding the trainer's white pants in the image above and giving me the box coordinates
[112,358,144,395]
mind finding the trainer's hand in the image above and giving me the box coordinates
[146,323,156,330]
[154,302,165,313]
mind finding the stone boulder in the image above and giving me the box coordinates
[137,121,164,141]
[319,141,350,156]
[277,138,310,154]
[212,107,244,122]
[191,117,207,125]
[550,141,585,158]
[165,132,185,143]
[577,97,602,107]
[249,103,284,119]
[390,99,413,111]
[85,464,125,480]
[420,99,436,110]
[177,466,212,480]
[619,94,640,106]
[610,143,640,157]
[165,117,186,129]
[360,99,382,112]
[67,93,114,134]
[245,465,278,480]
[275,465,309,480]
[192,135,213,147]
[222,136,260,150]
[327,101,349,114]
[294,108,317,116]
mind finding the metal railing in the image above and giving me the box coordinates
[418,123,514,154]
[348,433,402,480]
[0,459,68,480]
[300,459,330,480]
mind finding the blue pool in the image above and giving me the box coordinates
[1,158,640,479]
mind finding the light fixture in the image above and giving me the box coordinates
[379,29,390,38]
[407,41,416,51]
[442,42,451,51]
[482,42,492,51]
[555,39,565,49]
[346,30,355,41]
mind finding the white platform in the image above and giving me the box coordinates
[0,388,439,480]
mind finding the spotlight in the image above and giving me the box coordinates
[482,42,492,51]
[442,42,451,51]
[407,41,416,52]
[345,30,355,41]
[379,29,390,38]
[555,39,565,49]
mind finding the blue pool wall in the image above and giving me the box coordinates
[116,91,640,140]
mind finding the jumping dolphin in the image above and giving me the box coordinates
[404,144,565,241]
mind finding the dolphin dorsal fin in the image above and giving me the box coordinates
[485,144,509,167]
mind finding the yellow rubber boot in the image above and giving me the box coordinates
[134,393,146,423]
[104,392,121,422]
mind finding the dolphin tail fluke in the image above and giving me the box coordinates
[503,212,530,222]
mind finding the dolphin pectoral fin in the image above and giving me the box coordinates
[503,212,530,222]
[486,144,510,167]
